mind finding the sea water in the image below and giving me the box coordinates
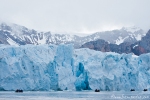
[0,91,150,100]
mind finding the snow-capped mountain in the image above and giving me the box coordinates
[87,26,145,45]
[81,29,150,56]
[0,22,79,46]
[0,22,146,48]
[131,29,150,55]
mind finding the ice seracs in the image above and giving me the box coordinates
[0,44,150,91]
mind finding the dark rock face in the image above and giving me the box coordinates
[131,45,146,56]
[110,42,132,54]
[81,39,110,52]
[81,39,132,54]
[131,30,150,55]
[81,30,150,56]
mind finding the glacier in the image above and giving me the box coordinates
[0,44,150,91]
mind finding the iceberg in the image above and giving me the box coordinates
[0,44,150,91]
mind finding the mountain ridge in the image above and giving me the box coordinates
[0,22,146,48]
[81,29,150,55]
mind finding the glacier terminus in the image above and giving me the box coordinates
[0,44,150,91]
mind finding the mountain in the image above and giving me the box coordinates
[0,22,80,46]
[131,30,150,55]
[83,26,145,45]
[0,44,150,91]
[81,39,133,54]
[81,30,150,56]
[0,22,145,48]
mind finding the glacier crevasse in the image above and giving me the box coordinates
[0,44,150,91]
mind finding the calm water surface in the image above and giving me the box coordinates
[0,91,150,100]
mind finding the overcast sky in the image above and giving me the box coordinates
[0,0,150,34]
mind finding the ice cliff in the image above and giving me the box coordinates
[0,44,150,91]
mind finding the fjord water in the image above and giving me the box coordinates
[0,91,150,100]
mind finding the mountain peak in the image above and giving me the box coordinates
[0,22,146,48]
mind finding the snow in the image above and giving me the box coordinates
[135,34,142,41]
[0,44,150,91]
[133,44,138,49]
[7,38,19,46]
[115,36,124,45]
[115,36,129,45]
[37,34,46,44]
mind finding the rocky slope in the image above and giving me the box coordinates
[0,22,145,48]
[81,30,150,56]
[0,23,79,46]
[131,30,150,55]
[81,39,132,54]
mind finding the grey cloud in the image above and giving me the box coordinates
[0,0,150,34]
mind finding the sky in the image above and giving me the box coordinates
[0,0,150,34]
